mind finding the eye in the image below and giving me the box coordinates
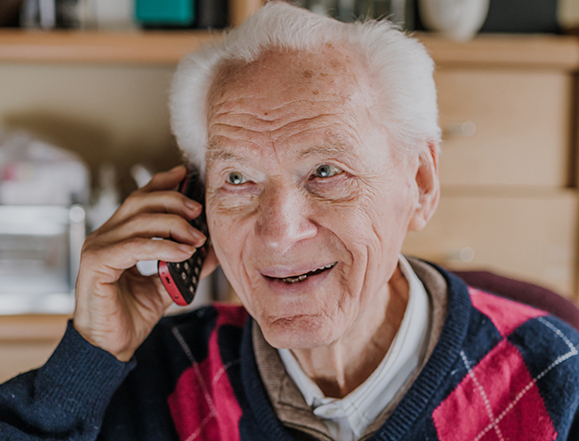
[314,164,343,178]
[227,171,247,185]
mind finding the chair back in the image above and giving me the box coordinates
[453,270,579,332]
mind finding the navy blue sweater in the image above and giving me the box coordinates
[0,267,578,440]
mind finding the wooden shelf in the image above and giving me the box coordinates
[0,29,578,68]
[0,30,218,64]
[418,33,579,70]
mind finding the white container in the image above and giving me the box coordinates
[559,0,579,31]
[75,0,136,30]
[0,205,85,314]
[419,0,490,41]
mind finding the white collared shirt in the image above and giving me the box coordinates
[278,255,430,441]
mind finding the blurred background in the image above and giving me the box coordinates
[0,0,579,381]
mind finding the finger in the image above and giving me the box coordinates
[96,213,207,248]
[103,190,202,231]
[141,272,180,310]
[154,275,176,310]
[83,238,196,282]
[132,270,175,310]
[140,165,188,193]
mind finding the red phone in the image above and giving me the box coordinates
[158,167,209,305]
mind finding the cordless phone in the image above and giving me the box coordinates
[158,167,209,305]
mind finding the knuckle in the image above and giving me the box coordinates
[80,247,99,266]
[81,235,98,254]
[116,240,132,257]
[132,212,153,225]
[166,212,184,223]
[144,173,164,188]
[123,237,147,252]
[171,217,192,234]
[123,191,143,207]
[81,241,91,255]
[168,195,192,214]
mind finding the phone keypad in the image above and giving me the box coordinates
[160,167,208,305]
[174,249,206,294]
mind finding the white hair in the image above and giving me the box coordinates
[169,1,440,171]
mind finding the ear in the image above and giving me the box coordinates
[408,141,440,232]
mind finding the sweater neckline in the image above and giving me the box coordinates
[240,262,473,441]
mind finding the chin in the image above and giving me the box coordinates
[258,313,343,350]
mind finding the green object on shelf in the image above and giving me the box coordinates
[136,0,195,26]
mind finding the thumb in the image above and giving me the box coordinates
[147,272,176,310]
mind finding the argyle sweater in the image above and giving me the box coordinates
[0,266,578,440]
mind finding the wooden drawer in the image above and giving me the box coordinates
[402,191,578,299]
[436,69,572,187]
[0,315,69,383]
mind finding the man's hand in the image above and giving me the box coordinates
[73,166,218,362]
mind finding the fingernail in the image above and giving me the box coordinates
[189,226,206,243]
[185,199,201,211]
[178,244,196,254]
[169,165,183,173]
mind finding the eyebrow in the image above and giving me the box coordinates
[206,138,358,164]
[206,142,248,163]
[298,143,356,161]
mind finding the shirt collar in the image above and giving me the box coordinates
[278,254,431,438]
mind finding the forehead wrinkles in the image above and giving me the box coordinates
[209,96,355,138]
[207,101,366,164]
[205,45,376,162]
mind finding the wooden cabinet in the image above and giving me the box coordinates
[402,191,578,298]
[403,35,579,302]
[436,69,573,188]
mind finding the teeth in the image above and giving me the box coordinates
[280,263,336,283]
[282,274,308,283]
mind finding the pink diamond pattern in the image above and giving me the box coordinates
[469,288,547,337]
[433,339,557,441]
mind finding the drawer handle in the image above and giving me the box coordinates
[445,247,476,264]
[443,121,477,139]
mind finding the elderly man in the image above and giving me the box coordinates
[1,3,578,441]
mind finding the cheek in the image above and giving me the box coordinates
[337,179,414,280]
[207,203,252,281]
[206,200,267,315]
[368,171,416,229]
[206,187,258,243]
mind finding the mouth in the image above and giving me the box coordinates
[264,262,337,284]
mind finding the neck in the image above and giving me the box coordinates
[290,266,409,398]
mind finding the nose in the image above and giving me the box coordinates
[256,184,318,254]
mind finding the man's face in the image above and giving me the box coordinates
[204,46,422,349]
